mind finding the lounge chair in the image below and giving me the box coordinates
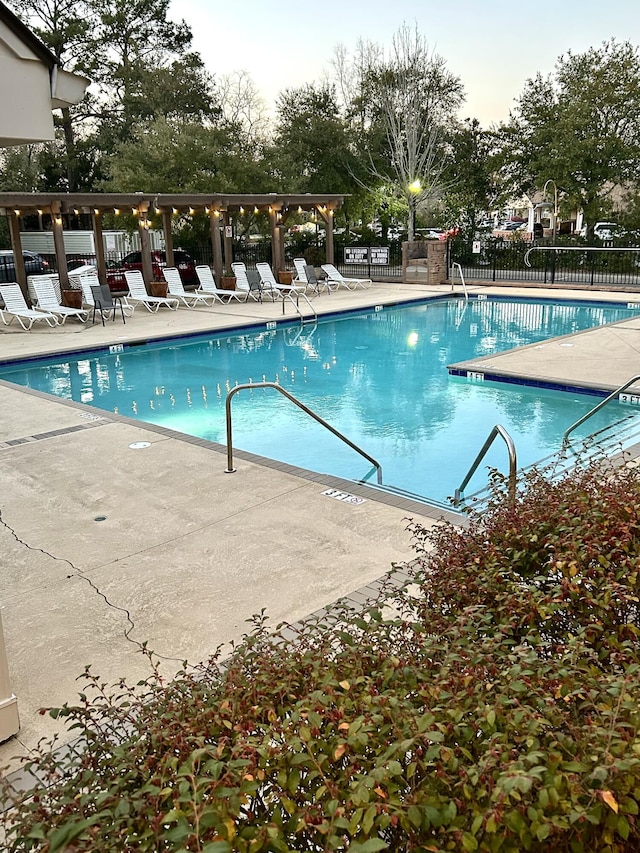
[124,270,179,312]
[294,260,334,294]
[80,271,135,319]
[321,263,372,290]
[163,267,215,307]
[90,284,126,326]
[195,265,248,303]
[256,262,306,299]
[304,264,335,295]
[231,263,262,301]
[0,283,59,331]
[32,277,88,324]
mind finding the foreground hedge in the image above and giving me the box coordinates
[2,461,640,852]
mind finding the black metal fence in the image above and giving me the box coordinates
[450,238,640,289]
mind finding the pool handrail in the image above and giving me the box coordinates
[450,262,469,300]
[455,424,517,504]
[224,381,383,484]
[562,374,640,448]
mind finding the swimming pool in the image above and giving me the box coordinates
[1,296,638,505]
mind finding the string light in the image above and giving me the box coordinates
[172,207,178,215]
[114,208,120,215]
[253,206,259,214]
[188,207,195,215]
[239,206,245,214]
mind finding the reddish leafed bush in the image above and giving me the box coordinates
[2,460,640,852]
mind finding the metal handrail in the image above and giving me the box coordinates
[562,374,640,447]
[450,261,469,299]
[281,290,318,323]
[454,424,517,504]
[224,382,383,484]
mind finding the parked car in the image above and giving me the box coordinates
[0,249,50,283]
[105,250,198,292]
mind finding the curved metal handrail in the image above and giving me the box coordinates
[450,262,469,300]
[562,374,640,447]
[454,424,517,504]
[282,290,318,323]
[224,382,383,484]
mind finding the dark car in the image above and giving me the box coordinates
[105,250,198,292]
[0,249,50,282]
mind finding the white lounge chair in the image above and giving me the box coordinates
[124,270,179,312]
[32,277,88,324]
[321,263,372,290]
[0,283,59,331]
[195,265,248,303]
[231,263,262,301]
[256,262,306,299]
[163,267,215,307]
[80,271,134,318]
[293,258,334,294]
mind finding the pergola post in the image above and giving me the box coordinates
[51,202,69,289]
[209,210,223,282]
[7,211,27,299]
[269,207,283,272]
[162,210,174,268]
[138,219,153,286]
[222,211,233,274]
[91,208,107,284]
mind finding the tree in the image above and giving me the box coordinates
[269,83,358,194]
[504,39,640,236]
[337,25,464,240]
[442,118,501,236]
[218,70,269,148]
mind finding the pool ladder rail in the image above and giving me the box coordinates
[224,381,382,485]
[456,373,640,507]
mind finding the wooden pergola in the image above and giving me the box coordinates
[0,192,345,296]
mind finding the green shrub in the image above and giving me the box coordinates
[2,461,640,852]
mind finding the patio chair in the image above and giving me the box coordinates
[32,277,88,324]
[256,262,306,299]
[304,264,335,295]
[0,283,59,331]
[90,284,126,326]
[163,267,215,307]
[321,263,372,290]
[80,271,134,318]
[195,265,248,303]
[231,263,262,301]
[124,270,179,312]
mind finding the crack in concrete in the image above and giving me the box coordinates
[0,507,186,666]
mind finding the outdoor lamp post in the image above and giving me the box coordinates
[408,178,421,242]
[543,179,558,242]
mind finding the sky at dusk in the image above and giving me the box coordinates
[169,0,640,125]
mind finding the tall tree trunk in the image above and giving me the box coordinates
[60,107,77,192]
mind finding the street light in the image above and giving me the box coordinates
[543,179,558,242]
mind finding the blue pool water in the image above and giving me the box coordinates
[1,296,638,505]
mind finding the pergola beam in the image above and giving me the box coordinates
[1,193,345,297]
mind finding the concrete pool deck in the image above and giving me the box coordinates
[1,279,639,782]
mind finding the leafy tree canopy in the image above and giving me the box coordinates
[503,38,640,233]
